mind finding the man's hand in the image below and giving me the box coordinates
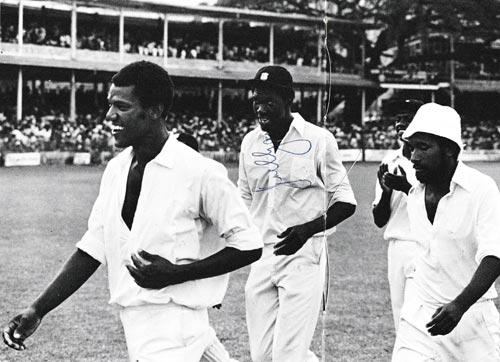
[126,250,186,289]
[377,163,392,194]
[3,308,42,350]
[426,301,466,336]
[274,224,312,256]
[382,165,411,194]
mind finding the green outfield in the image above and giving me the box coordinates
[1,162,500,362]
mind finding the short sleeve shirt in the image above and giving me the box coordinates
[407,162,500,304]
[77,135,263,308]
[238,113,356,245]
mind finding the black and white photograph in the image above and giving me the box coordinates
[2,0,500,361]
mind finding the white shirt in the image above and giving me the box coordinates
[373,147,418,242]
[76,135,263,309]
[407,161,500,305]
[238,113,356,245]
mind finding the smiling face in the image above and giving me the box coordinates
[251,87,291,135]
[106,84,152,148]
[395,115,412,140]
[407,132,447,184]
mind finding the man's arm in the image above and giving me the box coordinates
[273,200,355,255]
[127,247,261,289]
[128,159,263,290]
[373,163,393,228]
[274,131,356,256]
[373,191,392,228]
[3,249,100,350]
[427,179,500,336]
[426,256,500,336]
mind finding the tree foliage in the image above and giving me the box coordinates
[215,0,500,68]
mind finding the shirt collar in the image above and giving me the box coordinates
[117,133,176,169]
[150,133,176,168]
[256,112,306,138]
[412,161,472,194]
[289,112,306,137]
[450,161,473,192]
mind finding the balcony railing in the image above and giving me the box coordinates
[0,42,366,84]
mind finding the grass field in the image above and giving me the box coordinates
[1,162,500,362]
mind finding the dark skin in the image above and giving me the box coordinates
[274,202,356,255]
[426,256,500,336]
[408,133,457,224]
[251,87,293,151]
[3,83,262,351]
[122,158,145,230]
[252,86,356,256]
[407,132,500,336]
[126,248,261,289]
[372,138,412,228]
[3,250,100,350]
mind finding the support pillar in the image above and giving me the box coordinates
[217,81,222,128]
[119,8,124,62]
[269,24,274,64]
[163,14,168,66]
[361,89,366,161]
[17,0,23,52]
[71,0,77,58]
[93,70,98,108]
[317,87,322,124]
[70,70,76,122]
[17,66,22,121]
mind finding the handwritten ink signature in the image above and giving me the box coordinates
[252,136,313,192]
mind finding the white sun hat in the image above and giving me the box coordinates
[402,102,463,149]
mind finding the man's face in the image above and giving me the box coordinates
[407,132,446,184]
[106,84,151,148]
[251,87,288,134]
[395,114,411,140]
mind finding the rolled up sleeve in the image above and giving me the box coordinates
[75,172,108,265]
[237,140,253,210]
[319,132,357,206]
[201,163,263,251]
[475,178,500,264]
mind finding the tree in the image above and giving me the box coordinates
[377,0,500,65]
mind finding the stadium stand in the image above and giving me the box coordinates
[0,5,357,71]
[2,0,500,165]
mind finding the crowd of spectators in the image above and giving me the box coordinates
[0,111,255,162]
[462,121,500,150]
[327,121,400,150]
[1,20,354,72]
[2,107,500,165]
[1,80,500,160]
[0,112,114,162]
[167,113,254,152]
[329,118,500,151]
[1,21,117,51]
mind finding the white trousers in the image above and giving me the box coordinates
[245,238,326,362]
[120,303,236,362]
[392,283,500,362]
[387,239,418,332]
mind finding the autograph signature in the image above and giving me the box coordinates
[252,136,313,192]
